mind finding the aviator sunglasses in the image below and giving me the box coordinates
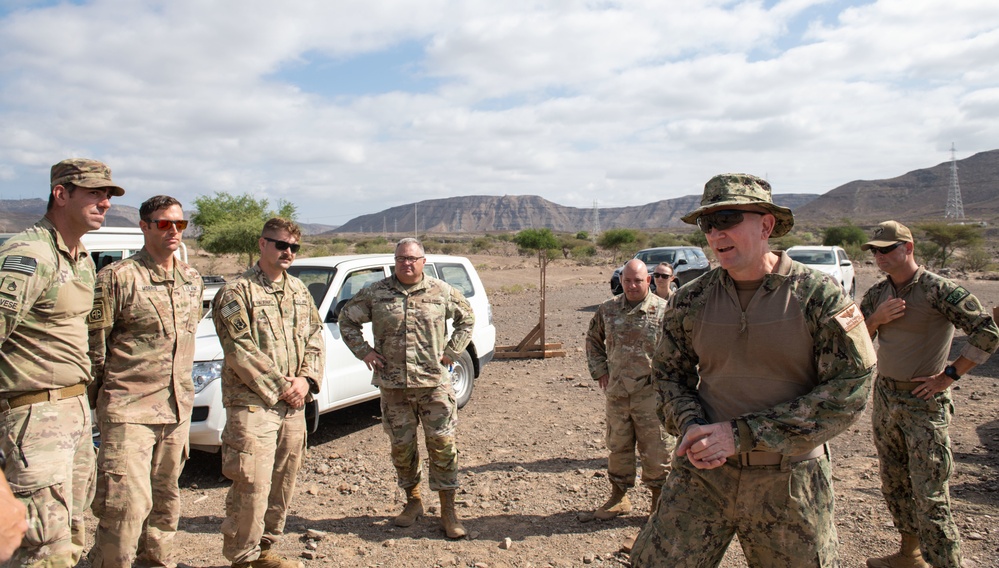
[653,272,673,279]
[695,210,764,233]
[263,237,301,253]
[148,219,189,231]
[869,242,902,255]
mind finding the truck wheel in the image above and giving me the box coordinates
[450,350,475,409]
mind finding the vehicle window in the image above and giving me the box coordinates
[437,263,475,298]
[636,250,677,265]
[288,267,338,308]
[787,251,835,265]
[334,268,384,307]
[92,251,124,270]
[837,250,849,263]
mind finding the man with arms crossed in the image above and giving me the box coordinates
[630,174,877,567]
[0,158,122,567]
[213,218,324,568]
[339,238,474,539]
[585,259,672,520]
[861,221,998,568]
[87,195,203,568]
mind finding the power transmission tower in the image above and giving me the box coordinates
[944,143,965,221]
[591,200,600,241]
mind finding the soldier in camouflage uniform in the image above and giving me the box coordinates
[652,262,675,301]
[585,258,672,520]
[86,196,203,568]
[860,221,999,568]
[0,158,123,567]
[212,218,324,568]
[339,238,474,539]
[630,174,877,568]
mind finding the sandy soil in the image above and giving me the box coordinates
[82,254,999,568]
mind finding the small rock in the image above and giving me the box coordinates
[582,553,595,564]
[301,550,317,560]
[499,537,513,550]
[306,484,319,496]
[305,528,326,540]
[966,532,984,540]
[577,511,595,523]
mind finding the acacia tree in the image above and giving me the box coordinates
[597,229,638,263]
[513,228,559,257]
[192,192,298,267]
[916,222,982,268]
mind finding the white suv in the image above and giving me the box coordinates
[785,245,857,298]
[188,254,497,453]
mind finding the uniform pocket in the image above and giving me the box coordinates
[221,429,255,485]
[93,441,129,516]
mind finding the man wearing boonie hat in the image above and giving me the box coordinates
[0,158,122,566]
[630,173,877,567]
[860,221,998,568]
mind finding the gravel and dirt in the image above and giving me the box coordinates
[82,254,999,568]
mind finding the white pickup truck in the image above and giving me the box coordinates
[188,254,497,453]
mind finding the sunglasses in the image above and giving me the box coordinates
[653,273,673,279]
[695,210,764,233]
[263,237,301,253]
[870,242,902,255]
[395,256,425,264]
[148,219,189,231]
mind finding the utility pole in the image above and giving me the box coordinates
[944,143,965,221]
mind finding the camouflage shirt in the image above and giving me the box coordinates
[860,266,999,379]
[656,253,877,455]
[586,292,668,397]
[0,218,95,394]
[87,248,203,424]
[339,274,474,389]
[213,264,325,408]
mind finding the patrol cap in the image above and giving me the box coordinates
[50,158,125,197]
[861,220,913,251]
[680,173,794,238]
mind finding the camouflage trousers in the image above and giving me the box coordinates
[0,394,95,568]
[380,384,458,492]
[631,453,838,568]
[89,419,191,568]
[873,377,961,568]
[220,405,306,565]
[605,383,673,489]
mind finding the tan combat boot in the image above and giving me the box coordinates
[594,483,631,520]
[394,484,424,527]
[866,533,930,568]
[649,486,662,517]
[439,490,467,539]
[235,549,304,568]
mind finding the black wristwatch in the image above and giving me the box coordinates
[943,365,961,381]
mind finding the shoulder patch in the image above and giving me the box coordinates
[945,286,971,306]
[220,299,250,337]
[833,303,865,333]
[1,255,37,276]
[87,284,112,329]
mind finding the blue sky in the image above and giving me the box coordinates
[0,0,997,228]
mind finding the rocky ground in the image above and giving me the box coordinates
[83,255,999,568]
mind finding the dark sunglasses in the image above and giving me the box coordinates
[148,219,189,231]
[263,237,301,253]
[653,273,673,279]
[695,210,764,233]
[870,242,902,255]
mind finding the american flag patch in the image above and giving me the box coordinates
[221,300,241,319]
[1,256,36,276]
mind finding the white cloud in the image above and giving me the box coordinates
[0,0,996,226]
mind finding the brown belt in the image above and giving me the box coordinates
[730,445,826,468]
[879,375,920,391]
[0,383,87,411]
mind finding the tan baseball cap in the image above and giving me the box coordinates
[50,158,125,197]
[681,173,794,237]
[861,220,913,251]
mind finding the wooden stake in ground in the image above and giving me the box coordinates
[495,249,565,359]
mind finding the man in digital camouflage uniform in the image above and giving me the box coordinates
[339,237,474,539]
[212,218,324,568]
[860,221,998,568]
[652,262,676,301]
[0,158,123,567]
[585,258,672,520]
[630,174,877,567]
[87,195,203,568]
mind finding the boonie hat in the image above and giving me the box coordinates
[681,173,794,238]
[861,220,913,251]
[50,158,125,197]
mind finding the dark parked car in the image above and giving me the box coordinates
[609,246,710,295]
